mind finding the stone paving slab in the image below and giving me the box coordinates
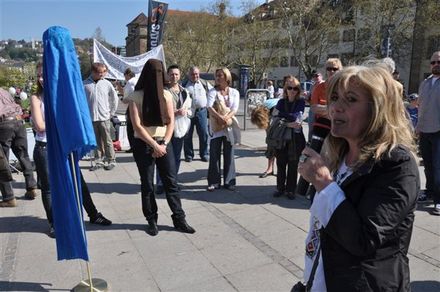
[0,128,439,291]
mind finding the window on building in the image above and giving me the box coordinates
[342,29,355,42]
[280,56,289,67]
[290,56,298,67]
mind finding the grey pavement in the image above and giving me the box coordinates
[1,116,439,291]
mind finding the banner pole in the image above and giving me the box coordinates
[69,153,108,292]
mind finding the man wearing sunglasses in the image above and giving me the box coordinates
[310,58,343,124]
[417,51,440,216]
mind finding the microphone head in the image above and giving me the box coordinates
[312,117,331,139]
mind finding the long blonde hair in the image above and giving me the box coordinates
[325,65,416,171]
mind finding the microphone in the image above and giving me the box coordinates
[296,117,331,197]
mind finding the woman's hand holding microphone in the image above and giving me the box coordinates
[297,147,333,192]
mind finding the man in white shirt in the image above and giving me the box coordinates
[184,66,212,162]
[84,63,119,170]
[417,51,440,215]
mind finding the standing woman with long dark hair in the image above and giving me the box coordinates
[128,59,195,236]
[273,75,306,199]
[31,63,111,238]
[206,67,240,191]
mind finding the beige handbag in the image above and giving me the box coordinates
[210,93,233,132]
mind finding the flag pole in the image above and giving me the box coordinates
[69,153,108,292]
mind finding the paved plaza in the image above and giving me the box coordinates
[0,118,439,291]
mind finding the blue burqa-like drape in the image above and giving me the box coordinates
[42,26,96,260]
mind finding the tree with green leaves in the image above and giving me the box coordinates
[0,66,28,91]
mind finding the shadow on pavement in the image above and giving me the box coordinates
[0,215,156,234]
[416,201,436,215]
[87,182,140,195]
[177,185,310,210]
[411,280,440,292]
[0,281,63,292]
[0,216,48,234]
[235,148,265,158]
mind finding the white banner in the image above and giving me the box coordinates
[93,39,166,80]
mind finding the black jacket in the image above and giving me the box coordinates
[322,145,419,291]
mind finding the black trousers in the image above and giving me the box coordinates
[126,108,135,149]
[33,141,98,223]
[275,133,305,193]
[132,138,185,221]
[0,119,37,201]
[208,136,236,187]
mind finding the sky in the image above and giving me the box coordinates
[0,0,266,46]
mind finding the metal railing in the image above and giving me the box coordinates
[243,89,270,131]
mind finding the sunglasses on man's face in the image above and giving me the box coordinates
[430,60,440,65]
[326,67,339,72]
[287,86,300,91]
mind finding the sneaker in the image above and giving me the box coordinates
[0,198,17,207]
[185,157,193,163]
[201,156,209,162]
[432,204,440,216]
[89,162,104,171]
[104,162,116,170]
[207,184,219,192]
[125,148,133,153]
[25,189,38,200]
[90,213,112,225]
[418,190,431,202]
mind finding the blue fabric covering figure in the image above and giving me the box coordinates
[42,26,96,260]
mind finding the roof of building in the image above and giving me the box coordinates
[127,9,231,27]
[127,12,148,26]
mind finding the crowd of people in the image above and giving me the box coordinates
[0,48,439,291]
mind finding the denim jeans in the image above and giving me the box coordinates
[0,119,37,201]
[33,141,98,223]
[133,138,185,221]
[207,136,236,186]
[33,141,52,222]
[419,131,440,204]
[184,108,209,160]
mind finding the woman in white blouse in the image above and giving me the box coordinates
[207,67,240,191]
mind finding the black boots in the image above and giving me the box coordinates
[172,217,196,234]
[147,216,195,235]
[147,219,158,236]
